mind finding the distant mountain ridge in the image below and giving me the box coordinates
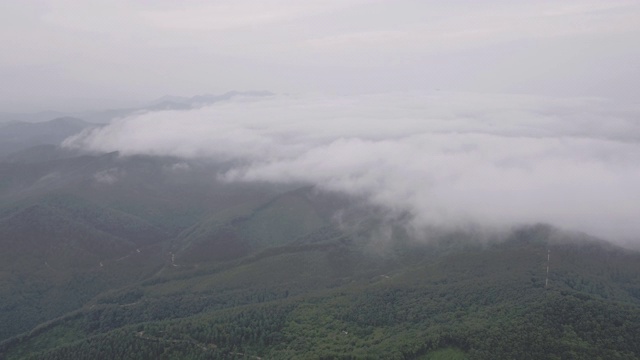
[0,117,95,157]
[146,90,273,111]
[0,91,274,158]
[0,90,273,124]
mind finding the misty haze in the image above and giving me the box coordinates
[1,1,640,359]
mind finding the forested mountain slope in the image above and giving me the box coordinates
[0,149,639,359]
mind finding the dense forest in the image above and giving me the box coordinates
[1,151,640,359]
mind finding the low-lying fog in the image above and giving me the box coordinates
[64,92,640,243]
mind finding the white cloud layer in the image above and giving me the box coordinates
[64,92,640,241]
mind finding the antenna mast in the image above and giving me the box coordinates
[545,249,550,289]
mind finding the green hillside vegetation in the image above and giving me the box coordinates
[0,198,169,340]
[0,150,640,359]
[0,153,286,340]
[2,223,640,359]
[0,117,94,157]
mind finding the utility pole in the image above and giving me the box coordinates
[545,249,550,289]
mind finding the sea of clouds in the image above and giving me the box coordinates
[64,92,640,242]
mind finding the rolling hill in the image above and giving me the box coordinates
[0,147,639,359]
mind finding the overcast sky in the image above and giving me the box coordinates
[2,0,640,111]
